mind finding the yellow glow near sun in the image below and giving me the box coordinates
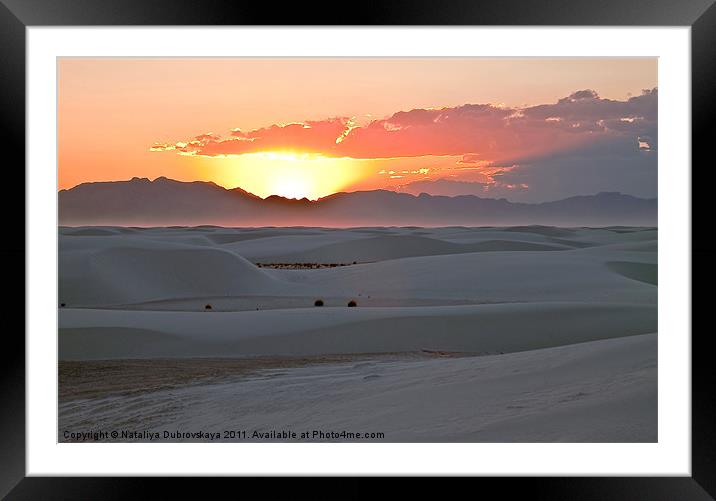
[204,151,365,200]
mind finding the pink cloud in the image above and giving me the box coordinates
[151,89,657,164]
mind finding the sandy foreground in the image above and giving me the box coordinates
[58,225,657,442]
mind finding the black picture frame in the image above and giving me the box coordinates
[2,0,713,498]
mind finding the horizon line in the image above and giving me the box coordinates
[58,176,658,204]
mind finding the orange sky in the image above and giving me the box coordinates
[58,58,657,201]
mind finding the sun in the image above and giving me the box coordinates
[204,151,364,200]
[272,171,312,199]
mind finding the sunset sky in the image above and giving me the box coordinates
[58,58,657,202]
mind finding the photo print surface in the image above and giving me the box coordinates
[58,57,657,443]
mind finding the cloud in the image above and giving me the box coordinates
[335,104,518,158]
[150,89,657,201]
[492,135,657,202]
[223,118,350,154]
[458,154,483,164]
[152,119,350,157]
[519,88,657,149]
[152,89,657,163]
[524,88,657,122]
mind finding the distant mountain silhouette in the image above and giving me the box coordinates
[59,177,657,227]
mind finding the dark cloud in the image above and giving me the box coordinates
[493,135,657,202]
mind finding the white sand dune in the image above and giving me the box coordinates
[570,227,658,244]
[598,240,658,252]
[255,234,566,263]
[501,225,578,237]
[58,225,657,442]
[59,228,656,307]
[59,301,656,360]
[606,261,658,285]
[59,333,657,442]
[218,231,369,259]
[294,249,656,305]
[59,235,280,305]
[205,231,321,244]
[61,227,121,236]
[218,227,569,260]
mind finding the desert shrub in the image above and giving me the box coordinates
[314,299,324,307]
[347,300,357,307]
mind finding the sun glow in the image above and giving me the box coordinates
[202,151,366,200]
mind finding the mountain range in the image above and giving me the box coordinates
[58,177,657,227]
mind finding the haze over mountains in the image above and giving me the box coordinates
[59,177,657,227]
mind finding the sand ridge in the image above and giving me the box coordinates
[58,225,658,442]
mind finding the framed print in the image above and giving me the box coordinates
[3,0,714,498]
